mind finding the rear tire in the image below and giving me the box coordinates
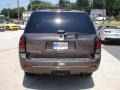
[85,73,93,76]
[24,72,33,76]
[102,40,108,45]
[6,26,10,31]
[101,40,105,44]
[81,73,93,77]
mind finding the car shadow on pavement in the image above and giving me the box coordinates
[102,42,120,46]
[102,42,120,60]
[23,75,94,90]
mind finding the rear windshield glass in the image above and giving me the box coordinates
[25,11,96,34]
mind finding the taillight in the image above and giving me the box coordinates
[95,36,101,53]
[19,36,26,53]
[104,31,111,33]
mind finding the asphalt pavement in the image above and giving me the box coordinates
[0,30,120,90]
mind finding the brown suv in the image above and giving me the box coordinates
[19,9,101,76]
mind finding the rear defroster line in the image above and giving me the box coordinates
[0,47,18,53]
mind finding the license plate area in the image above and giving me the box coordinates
[53,42,68,50]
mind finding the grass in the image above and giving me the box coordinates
[95,20,120,29]
[101,20,120,26]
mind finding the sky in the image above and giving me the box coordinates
[0,0,76,10]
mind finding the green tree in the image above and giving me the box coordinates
[76,0,90,13]
[9,8,17,18]
[0,7,25,19]
[19,7,25,18]
[70,3,77,9]
[59,0,71,8]
[113,0,120,16]
[93,0,120,16]
[76,0,90,9]
[27,0,53,10]
[1,8,8,16]
[9,7,25,19]
[93,0,103,9]
[105,0,115,16]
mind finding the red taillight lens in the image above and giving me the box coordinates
[96,37,101,49]
[95,36,101,53]
[19,36,26,52]
[104,31,111,33]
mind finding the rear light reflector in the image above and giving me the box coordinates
[23,65,30,69]
[19,36,26,52]
[90,63,97,68]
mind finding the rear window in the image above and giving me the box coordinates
[25,11,96,34]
